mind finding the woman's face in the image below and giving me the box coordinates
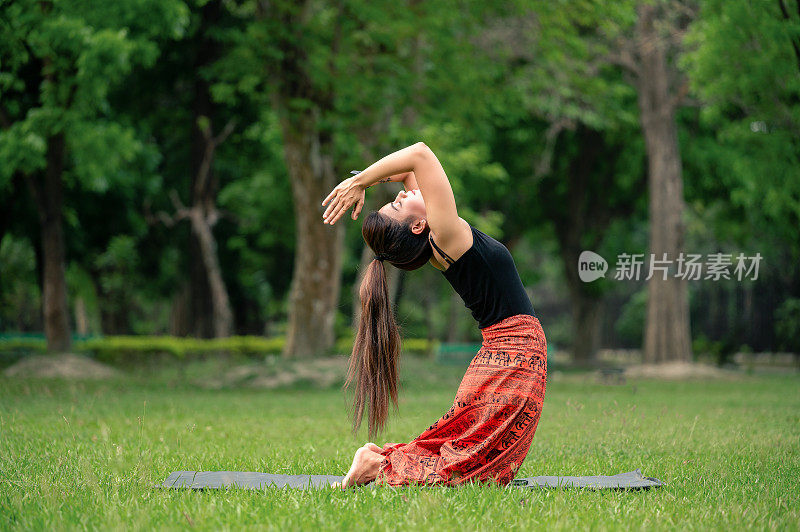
[378,189,427,224]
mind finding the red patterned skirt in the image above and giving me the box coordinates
[376,314,547,486]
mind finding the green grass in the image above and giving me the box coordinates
[1,358,798,530]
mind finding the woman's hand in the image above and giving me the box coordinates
[322,176,366,225]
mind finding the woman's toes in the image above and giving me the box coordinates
[365,442,383,453]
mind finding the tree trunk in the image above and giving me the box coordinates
[27,133,71,352]
[169,281,191,336]
[187,236,213,337]
[550,127,610,366]
[74,297,88,336]
[558,240,603,366]
[181,0,231,339]
[280,111,344,358]
[636,4,693,364]
[184,115,236,339]
[570,290,603,366]
[188,207,233,338]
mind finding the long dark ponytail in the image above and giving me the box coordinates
[344,211,432,437]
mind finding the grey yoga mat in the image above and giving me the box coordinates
[159,469,662,490]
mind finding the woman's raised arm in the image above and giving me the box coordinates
[323,143,460,237]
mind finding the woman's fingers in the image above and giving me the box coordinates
[323,194,341,220]
[323,176,357,207]
[325,204,342,225]
[322,192,336,208]
[324,188,364,224]
[329,194,356,224]
[327,202,347,225]
[351,198,364,220]
[322,184,342,207]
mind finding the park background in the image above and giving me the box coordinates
[1,0,800,366]
[1,0,799,530]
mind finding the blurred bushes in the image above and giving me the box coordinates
[80,336,285,363]
[692,334,741,366]
[0,335,437,362]
[0,338,49,355]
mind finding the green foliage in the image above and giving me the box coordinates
[775,298,800,353]
[402,337,437,356]
[615,288,647,347]
[1,0,798,356]
[0,337,48,355]
[0,335,284,360]
[0,0,189,183]
[0,235,41,331]
[0,334,436,361]
[77,335,285,362]
[217,112,294,315]
[682,0,800,247]
[421,123,509,235]
[691,334,739,366]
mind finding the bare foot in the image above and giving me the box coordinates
[334,443,385,488]
[364,442,383,453]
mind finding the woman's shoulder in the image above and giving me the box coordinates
[429,218,474,271]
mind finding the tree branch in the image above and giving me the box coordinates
[213,119,236,146]
[605,41,641,77]
[143,193,191,228]
[668,78,691,110]
[533,117,574,179]
[194,117,236,201]
[169,189,189,214]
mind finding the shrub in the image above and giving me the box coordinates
[0,335,436,362]
[77,335,286,363]
[0,338,48,355]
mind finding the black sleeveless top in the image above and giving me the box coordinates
[429,225,536,329]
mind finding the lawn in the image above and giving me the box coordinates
[1,357,798,530]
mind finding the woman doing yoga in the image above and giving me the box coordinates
[321,142,547,489]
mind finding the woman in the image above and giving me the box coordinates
[322,142,547,488]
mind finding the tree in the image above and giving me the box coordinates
[473,3,646,364]
[682,0,800,246]
[600,0,695,363]
[0,0,188,350]
[135,0,243,338]
[175,0,236,339]
[638,2,694,363]
[246,0,437,356]
[681,0,800,355]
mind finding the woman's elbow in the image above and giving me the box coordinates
[411,141,433,162]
